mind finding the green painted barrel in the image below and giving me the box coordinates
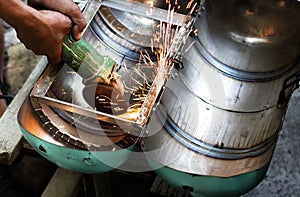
[20,126,134,174]
[148,158,269,197]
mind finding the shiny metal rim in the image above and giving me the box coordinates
[98,5,153,47]
[30,96,138,151]
[156,105,279,160]
[89,15,142,61]
[193,35,299,82]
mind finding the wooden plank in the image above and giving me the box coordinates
[41,167,82,197]
[82,173,112,197]
[0,57,48,164]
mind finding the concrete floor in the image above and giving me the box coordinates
[2,24,300,197]
[244,89,300,197]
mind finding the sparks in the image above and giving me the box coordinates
[94,0,204,123]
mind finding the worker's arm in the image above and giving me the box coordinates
[0,0,86,64]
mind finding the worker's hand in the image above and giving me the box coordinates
[14,10,72,64]
[27,0,87,41]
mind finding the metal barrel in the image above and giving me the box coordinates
[142,0,300,196]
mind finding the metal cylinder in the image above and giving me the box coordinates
[142,0,300,196]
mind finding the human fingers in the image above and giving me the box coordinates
[28,0,86,40]
[41,11,72,64]
[39,10,72,64]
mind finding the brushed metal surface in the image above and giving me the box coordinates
[195,0,300,73]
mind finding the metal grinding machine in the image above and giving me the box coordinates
[17,0,300,196]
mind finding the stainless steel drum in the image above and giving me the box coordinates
[142,0,300,196]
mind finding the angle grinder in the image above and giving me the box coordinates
[61,35,127,115]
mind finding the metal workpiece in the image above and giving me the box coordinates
[28,48,154,150]
[195,0,300,75]
[18,0,197,173]
[143,0,300,193]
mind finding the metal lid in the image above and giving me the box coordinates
[195,0,300,73]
